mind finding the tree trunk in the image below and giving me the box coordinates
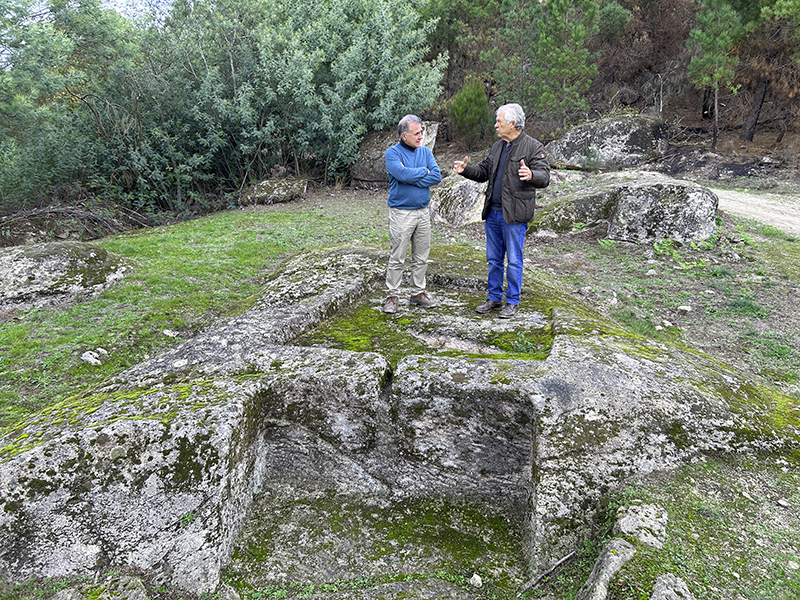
[740,76,769,142]
[711,86,719,151]
[702,88,714,120]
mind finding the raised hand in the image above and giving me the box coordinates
[453,156,469,174]
[518,159,532,181]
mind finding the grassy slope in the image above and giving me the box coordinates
[0,191,389,428]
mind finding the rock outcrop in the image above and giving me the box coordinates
[349,122,439,188]
[545,115,669,170]
[238,176,309,206]
[430,175,486,227]
[531,171,718,243]
[1,245,797,597]
[0,241,129,312]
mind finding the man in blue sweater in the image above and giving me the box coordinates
[383,114,442,314]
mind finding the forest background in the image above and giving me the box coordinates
[0,0,798,228]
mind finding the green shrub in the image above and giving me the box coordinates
[447,77,493,146]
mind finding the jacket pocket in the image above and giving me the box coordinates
[510,190,536,223]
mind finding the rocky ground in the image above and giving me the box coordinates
[1,125,799,600]
[429,127,800,401]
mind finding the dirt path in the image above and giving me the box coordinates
[711,188,800,237]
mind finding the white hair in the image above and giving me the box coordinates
[497,103,525,130]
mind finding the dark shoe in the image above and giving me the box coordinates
[475,299,503,314]
[410,292,436,308]
[498,303,519,319]
[383,296,399,314]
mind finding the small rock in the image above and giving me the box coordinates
[81,351,102,365]
[602,291,619,306]
[650,573,696,600]
[575,538,636,600]
[677,306,692,315]
[217,583,241,600]
[51,590,83,600]
[113,575,150,600]
[777,498,790,508]
[614,503,668,549]
[787,561,799,571]
[468,573,483,588]
[646,269,658,276]
[721,249,742,261]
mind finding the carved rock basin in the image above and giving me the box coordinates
[0,245,796,595]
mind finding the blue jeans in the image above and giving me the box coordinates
[485,210,527,305]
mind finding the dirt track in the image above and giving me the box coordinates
[711,188,800,237]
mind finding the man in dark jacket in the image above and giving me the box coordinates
[453,103,549,318]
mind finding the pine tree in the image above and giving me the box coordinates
[687,0,742,150]
[530,0,600,130]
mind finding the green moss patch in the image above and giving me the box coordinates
[224,490,527,597]
[294,288,555,368]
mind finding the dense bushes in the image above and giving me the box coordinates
[0,0,446,214]
[1,0,798,219]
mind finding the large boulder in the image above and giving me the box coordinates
[531,171,718,243]
[1,245,796,596]
[350,122,439,188]
[546,115,669,170]
[0,241,129,312]
[239,176,308,206]
[430,175,487,226]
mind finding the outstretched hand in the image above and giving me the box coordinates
[518,159,532,181]
[453,156,469,174]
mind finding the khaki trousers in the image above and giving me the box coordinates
[386,206,431,296]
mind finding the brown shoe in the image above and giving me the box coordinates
[498,303,519,319]
[409,292,436,308]
[475,299,503,314]
[383,296,399,314]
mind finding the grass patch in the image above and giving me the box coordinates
[605,457,800,600]
[727,296,769,318]
[743,329,800,383]
[0,200,393,429]
[611,309,660,338]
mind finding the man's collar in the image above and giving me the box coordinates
[505,130,523,144]
[400,140,417,152]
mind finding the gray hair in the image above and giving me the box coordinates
[497,103,525,130]
[398,114,423,136]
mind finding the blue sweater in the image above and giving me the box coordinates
[385,142,442,210]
